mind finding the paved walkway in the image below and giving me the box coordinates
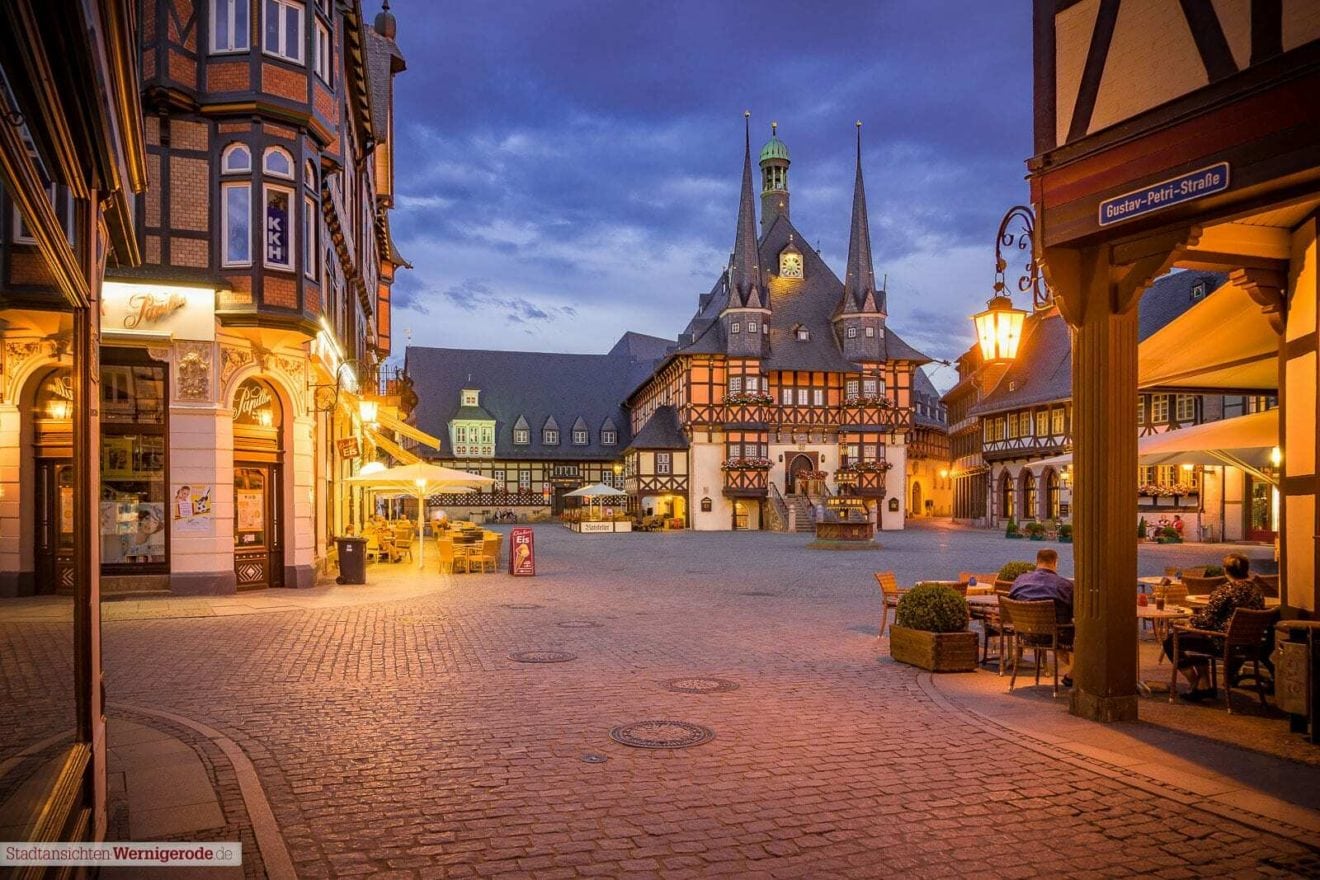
[3,524,1316,878]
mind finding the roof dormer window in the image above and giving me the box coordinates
[461,389,479,406]
[543,428,559,445]
[795,325,809,342]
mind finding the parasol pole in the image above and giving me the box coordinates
[416,478,427,569]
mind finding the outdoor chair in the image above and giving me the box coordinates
[392,533,414,563]
[364,533,381,563]
[1182,574,1227,594]
[436,538,468,575]
[470,535,501,573]
[1254,574,1280,598]
[1168,607,1279,713]
[1000,598,1068,697]
[873,571,909,637]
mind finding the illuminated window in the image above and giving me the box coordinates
[795,326,809,341]
[1138,396,1147,424]
[1051,408,1064,435]
[263,0,304,64]
[728,376,742,394]
[1035,410,1048,437]
[813,388,824,406]
[781,388,793,405]
[796,388,808,406]
[211,0,251,53]
[845,379,859,399]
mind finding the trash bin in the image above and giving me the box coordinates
[335,536,367,584]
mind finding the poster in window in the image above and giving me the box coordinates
[236,489,264,533]
[102,502,166,564]
[59,487,74,535]
[173,484,214,535]
[265,188,291,267]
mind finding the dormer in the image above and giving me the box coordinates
[449,385,495,458]
[571,416,589,446]
[512,415,530,445]
[461,387,480,406]
[600,417,618,446]
[542,415,560,446]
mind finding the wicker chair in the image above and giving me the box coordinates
[874,571,909,636]
[1182,574,1227,595]
[1253,574,1280,598]
[470,534,502,573]
[1001,598,1068,697]
[1168,607,1280,712]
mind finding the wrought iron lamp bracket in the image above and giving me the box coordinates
[993,205,1053,311]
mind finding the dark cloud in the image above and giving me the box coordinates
[384,0,1033,359]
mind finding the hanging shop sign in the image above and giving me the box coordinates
[336,437,361,459]
[101,281,216,341]
[509,527,536,576]
[1098,162,1230,227]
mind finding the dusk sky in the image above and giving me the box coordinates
[385,1,1034,390]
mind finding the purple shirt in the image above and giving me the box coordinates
[1009,568,1075,622]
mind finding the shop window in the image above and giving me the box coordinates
[100,359,169,571]
[211,0,251,53]
[263,0,304,64]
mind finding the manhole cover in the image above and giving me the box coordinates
[557,620,603,628]
[508,650,577,663]
[664,677,739,694]
[501,603,544,610]
[580,753,608,764]
[610,720,715,749]
[739,591,778,597]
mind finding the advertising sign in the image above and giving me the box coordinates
[173,484,214,535]
[337,437,361,459]
[509,527,535,576]
[101,281,217,341]
[578,522,612,533]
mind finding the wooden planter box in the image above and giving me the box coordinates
[889,626,979,672]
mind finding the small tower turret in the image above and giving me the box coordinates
[721,112,770,358]
[835,121,886,362]
[759,122,790,233]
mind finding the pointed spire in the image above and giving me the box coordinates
[728,111,764,311]
[843,121,881,314]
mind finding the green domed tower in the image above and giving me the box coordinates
[759,122,790,233]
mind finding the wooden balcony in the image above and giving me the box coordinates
[722,468,769,497]
[836,467,890,498]
[723,402,770,425]
[982,434,1070,462]
[838,404,908,429]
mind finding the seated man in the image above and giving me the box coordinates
[1008,548,1075,685]
[1163,553,1265,700]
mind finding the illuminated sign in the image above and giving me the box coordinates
[102,281,216,341]
[336,437,361,459]
[1098,163,1230,227]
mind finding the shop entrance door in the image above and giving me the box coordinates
[35,460,75,594]
[1245,475,1278,543]
[234,464,284,589]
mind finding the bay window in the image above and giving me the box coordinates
[263,0,304,63]
[211,0,250,53]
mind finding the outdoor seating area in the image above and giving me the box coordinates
[361,518,418,564]
[434,522,503,574]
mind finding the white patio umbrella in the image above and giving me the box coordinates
[345,463,495,567]
[565,482,627,520]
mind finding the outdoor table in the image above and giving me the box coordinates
[1186,594,1281,608]
[1136,604,1192,697]
[1138,576,1181,592]
[965,584,994,596]
[966,595,1003,670]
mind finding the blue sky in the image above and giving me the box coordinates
[384,1,1034,390]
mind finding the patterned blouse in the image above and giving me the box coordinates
[1190,578,1265,632]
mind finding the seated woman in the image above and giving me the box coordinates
[1163,553,1264,700]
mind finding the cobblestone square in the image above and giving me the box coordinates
[34,524,1304,877]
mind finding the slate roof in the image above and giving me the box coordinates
[969,270,1231,416]
[406,333,673,461]
[662,213,931,376]
[912,367,948,429]
[364,27,405,138]
[626,405,689,451]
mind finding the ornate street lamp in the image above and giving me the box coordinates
[971,205,1051,363]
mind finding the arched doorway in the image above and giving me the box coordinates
[911,481,923,516]
[1021,470,1037,521]
[232,378,285,589]
[1045,468,1060,520]
[32,367,74,594]
[999,470,1015,522]
[787,453,816,496]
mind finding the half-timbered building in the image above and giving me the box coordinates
[905,368,952,517]
[625,120,932,531]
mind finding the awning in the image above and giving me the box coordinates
[377,410,441,450]
[367,428,422,465]
[1138,282,1278,392]
[1019,409,1279,484]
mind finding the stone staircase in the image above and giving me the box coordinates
[784,495,816,532]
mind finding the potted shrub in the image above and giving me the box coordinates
[995,560,1036,593]
[1137,517,1148,541]
[889,584,978,672]
[1025,521,1047,541]
[1157,526,1181,544]
[1058,523,1073,543]
[1005,517,1022,539]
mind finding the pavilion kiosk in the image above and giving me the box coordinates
[1030,2,1320,722]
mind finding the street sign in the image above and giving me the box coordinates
[510,528,535,576]
[1098,162,1230,227]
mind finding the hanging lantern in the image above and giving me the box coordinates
[972,295,1027,363]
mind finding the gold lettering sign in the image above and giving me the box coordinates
[233,380,275,425]
[123,292,187,330]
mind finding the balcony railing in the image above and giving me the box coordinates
[835,462,891,498]
[838,404,907,429]
[722,467,769,497]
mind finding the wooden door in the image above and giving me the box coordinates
[234,464,284,589]
[35,460,75,594]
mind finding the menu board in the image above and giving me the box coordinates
[509,528,535,576]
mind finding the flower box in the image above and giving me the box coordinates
[889,626,979,672]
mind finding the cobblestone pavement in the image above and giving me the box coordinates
[15,524,1320,877]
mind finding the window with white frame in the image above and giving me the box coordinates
[221,182,251,266]
[263,184,293,269]
[845,379,859,399]
[796,388,808,406]
[864,326,875,337]
[304,159,317,189]
[263,0,304,63]
[543,428,559,445]
[862,378,877,396]
[513,427,529,444]
[1138,395,1147,424]
[303,194,316,279]
[601,429,616,445]
[748,320,758,333]
[796,326,809,341]
[812,388,824,406]
[846,326,857,338]
[1035,410,1048,437]
[313,19,331,82]
[1150,394,1170,423]
[211,0,251,52]
[728,443,741,459]
[518,470,530,490]
[1175,394,1196,422]
[656,453,671,475]
[730,322,740,334]
[745,376,759,392]
[1052,407,1065,436]
[493,469,505,485]
[263,147,293,178]
[728,376,742,394]
[222,143,251,174]
[572,429,588,445]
